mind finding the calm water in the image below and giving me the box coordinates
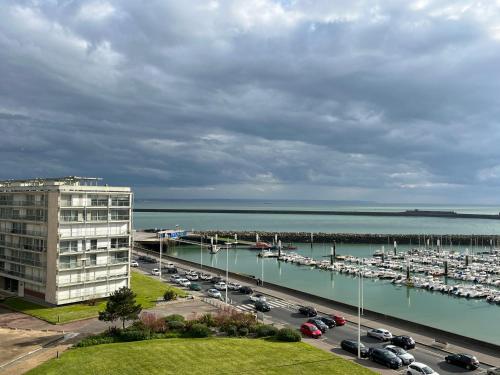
[165,242,500,345]
[133,200,500,344]
[134,200,500,235]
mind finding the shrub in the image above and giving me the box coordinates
[76,335,115,347]
[119,329,150,342]
[276,328,301,342]
[255,324,278,337]
[215,311,256,331]
[163,289,178,301]
[226,325,238,336]
[238,327,249,337]
[197,313,216,327]
[140,312,167,333]
[186,323,212,338]
[167,320,186,331]
[165,314,185,323]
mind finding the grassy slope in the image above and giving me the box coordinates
[27,338,376,375]
[2,270,186,324]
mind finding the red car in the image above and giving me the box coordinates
[300,323,322,338]
[333,314,346,326]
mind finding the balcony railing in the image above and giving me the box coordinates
[109,258,129,264]
[110,216,129,221]
[0,269,44,283]
[0,229,46,237]
[0,240,46,252]
[0,201,47,207]
[0,254,45,268]
[0,215,47,222]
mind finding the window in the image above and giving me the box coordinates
[60,210,81,222]
[60,240,78,253]
[110,209,129,221]
[90,196,108,207]
[111,196,129,206]
[90,239,97,250]
[111,238,129,249]
[87,210,108,221]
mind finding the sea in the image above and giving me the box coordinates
[133,199,500,345]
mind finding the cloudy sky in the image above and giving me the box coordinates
[1,0,500,203]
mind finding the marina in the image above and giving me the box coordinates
[149,239,500,345]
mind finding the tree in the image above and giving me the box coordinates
[98,287,142,329]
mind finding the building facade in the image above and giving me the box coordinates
[0,177,132,305]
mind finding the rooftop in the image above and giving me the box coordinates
[0,176,103,187]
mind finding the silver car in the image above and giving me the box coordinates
[367,328,393,341]
[384,345,415,365]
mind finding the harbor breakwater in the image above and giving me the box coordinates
[192,230,500,246]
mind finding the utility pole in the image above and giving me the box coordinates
[158,231,163,280]
[358,266,361,359]
[225,243,229,303]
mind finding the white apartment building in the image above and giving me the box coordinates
[0,177,132,305]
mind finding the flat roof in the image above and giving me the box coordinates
[0,176,102,187]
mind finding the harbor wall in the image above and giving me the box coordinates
[135,244,500,356]
[191,231,500,246]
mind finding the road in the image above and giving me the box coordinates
[136,257,493,375]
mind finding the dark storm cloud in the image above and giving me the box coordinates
[1,0,500,202]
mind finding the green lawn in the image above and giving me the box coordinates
[1,270,186,324]
[27,338,376,375]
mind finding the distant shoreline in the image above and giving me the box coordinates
[133,208,500,220]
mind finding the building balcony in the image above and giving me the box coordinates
[0,229,46,238]
[0,269,45,283]
[57,273,128,287]
[0,201,47,208]
[0,254,45,268]
[0,240,46,252]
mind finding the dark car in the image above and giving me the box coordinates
[298,306,317,317]
[307,318,328,333]
[319,316,336,328]
[340,340,369,358]
[211,276,223,284]
[239,286,254,294]
[166,267,178,274]
[255,301,271,312]
[391,335,416,350]
[369,348,403,369]
[189,283,202,291]
[445,353,480,370]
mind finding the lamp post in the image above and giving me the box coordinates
[158,231,163,280]
[200,236,203,270]
[358,266,361,359]
[225,243,229,303]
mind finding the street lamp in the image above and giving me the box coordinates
[225,243,229,303]
[158,231,164,280]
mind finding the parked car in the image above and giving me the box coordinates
[332,314,347,326]
[367,328,393,341]
[200,273,213,281]
[130,260,139,267]
[178,278,191,287]
[384,345,415,365]
[151,268,160,276]
[189,283,202,291]
[307,318,328,333]
[444,353,480,370]
[369,348,403,369]
[298,306,317,317]
[166,267,178,274]
[340,340,369,358]
[300,323,322,338]
[255,300,271,312]
[239,286,254,294]
[139,255,156,263]
[487,367,500,375]
[186,273,199,281]
[227,282,242,290]
[207,288,222,299]
[407,362,440,375]
[391,335,416,350]
[214,281,227,290]
[319,316,336,328]
[250,293,267,303]
[211,276,223,284]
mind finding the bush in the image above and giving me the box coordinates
[140,312,167,333]
[255,324,278,337]
[76,335,115,347]
[197,313,216,327]
[165,314,185,323]
[276,328,301,342]
[215,311,256,331]
[119,329,151,342]
[163,289,178,301]
[238,327,249,337]
[167,320,186,331]
[226,325,238,337]
[186,323,212,338]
